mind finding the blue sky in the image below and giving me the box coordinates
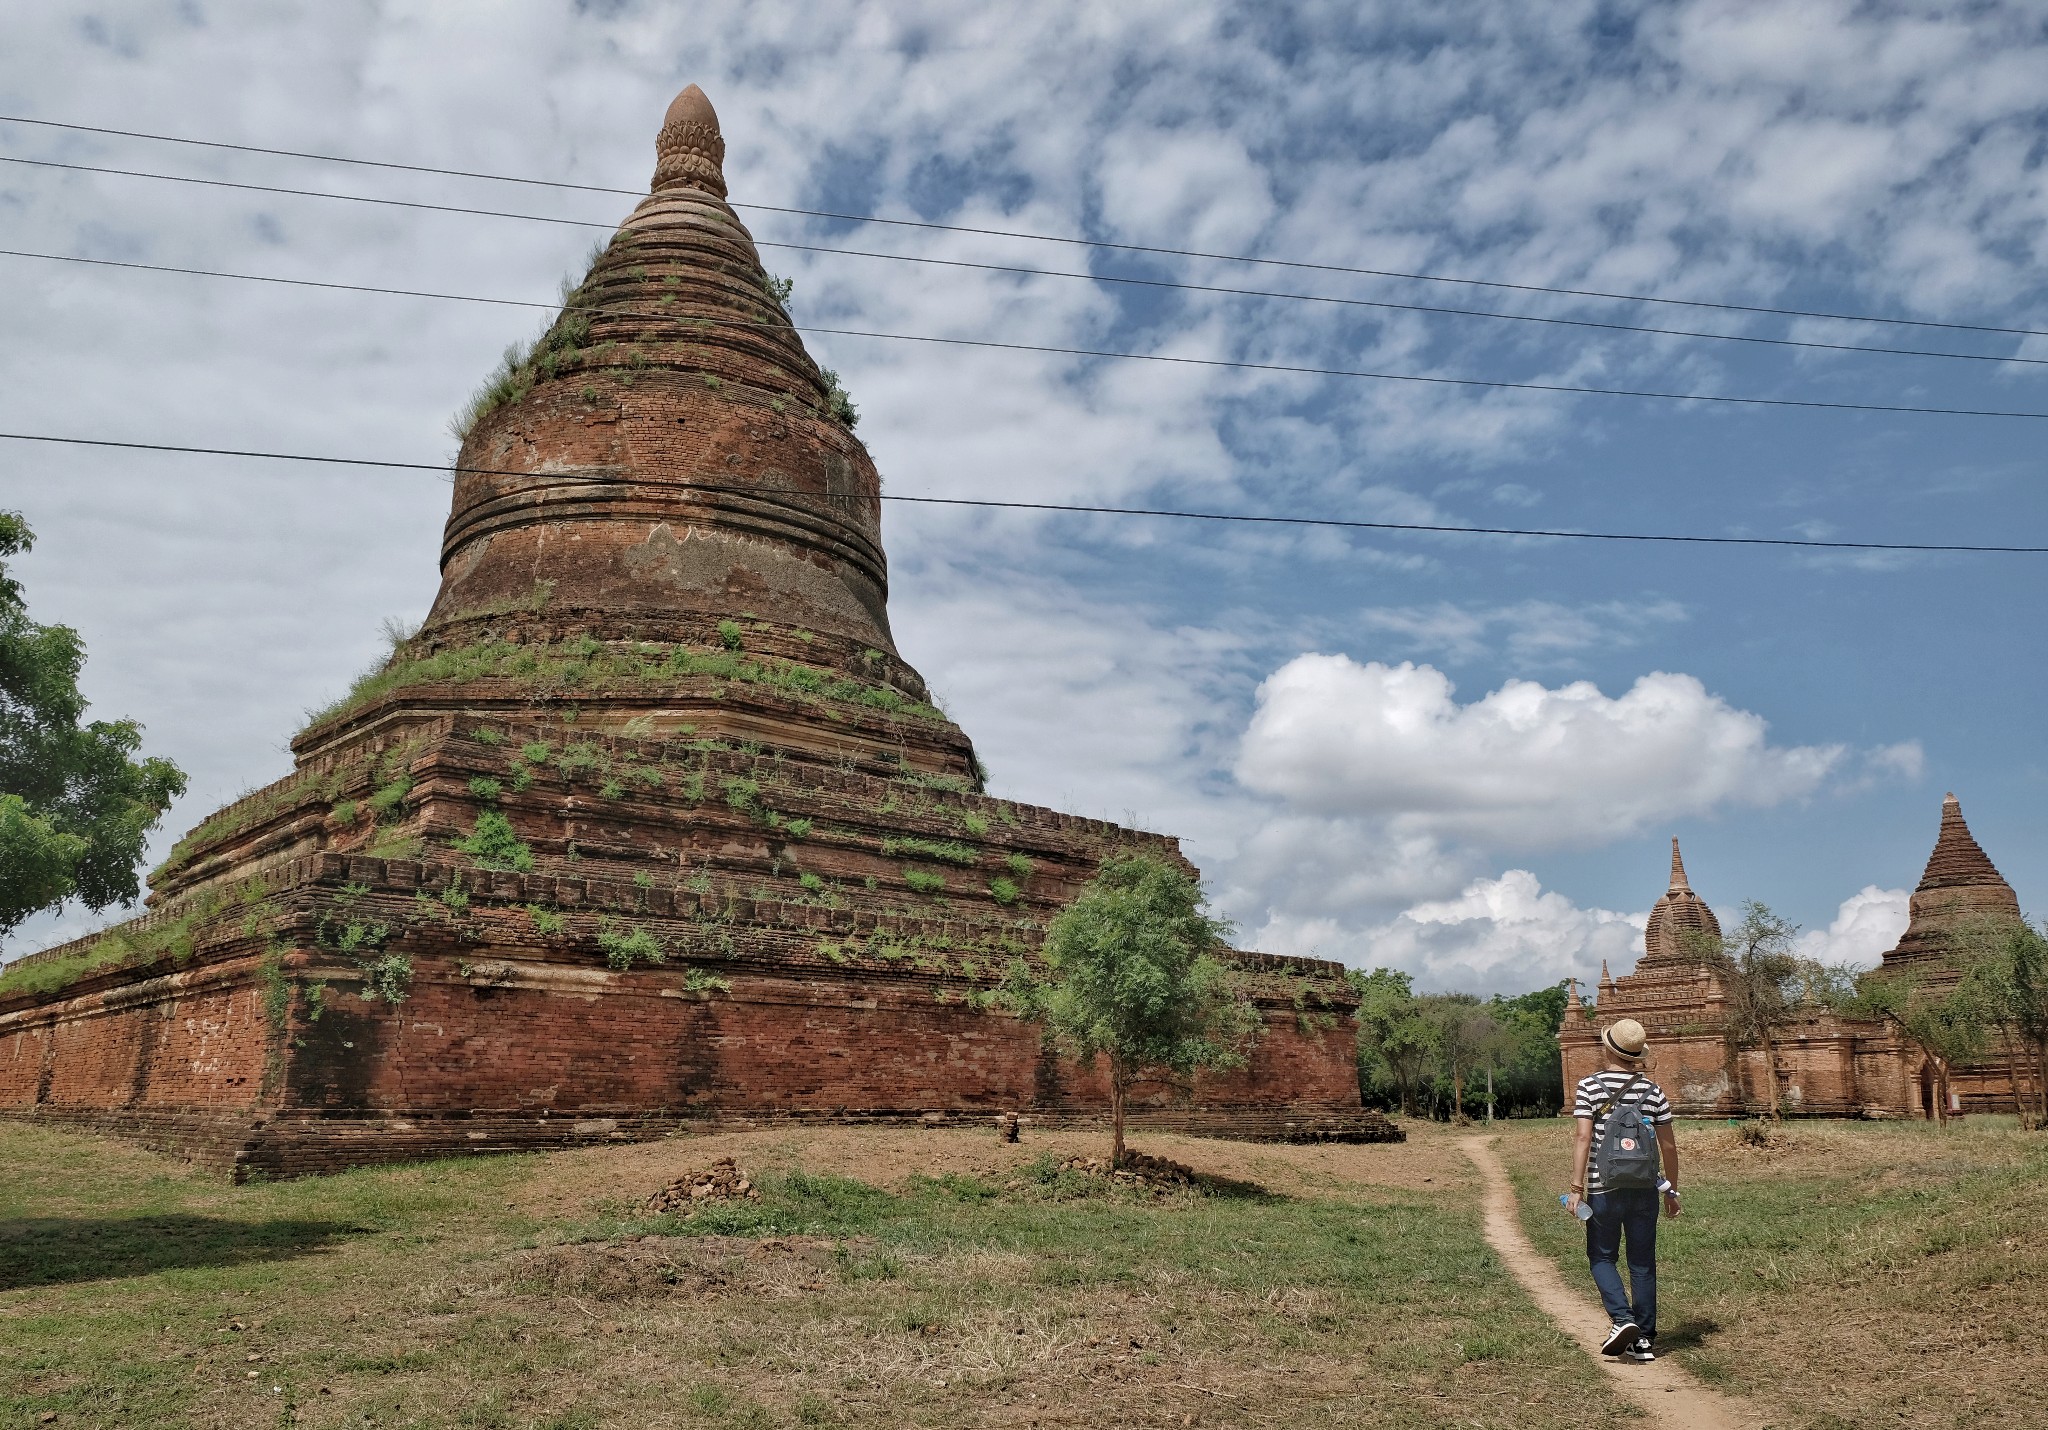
[2,1,2044,992]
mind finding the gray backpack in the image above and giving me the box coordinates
[1592,1073,1661,1190]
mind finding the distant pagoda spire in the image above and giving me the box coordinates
[1643,836,1720,965]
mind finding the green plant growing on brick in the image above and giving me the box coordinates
[527,904,565,936]
[468,776,503,803]
[783,817,813,839]
[453,810,534,873]
[904,868,947,895]
[472,727,501,746]
[717,619,744,651]
[555,742,607,780]
[633,870,653,890]
[600,778,626,800]
[989,877,1021,906]
[521,741,553,766]
[1004,854,1034,881]
[330,799,359,827]
[960,812,990,838]
[367,774,412,819]
[817,941,847,964]
[439,885,470,913]
[799,872,825,893]
[508,760,534,792]
[683,967,733,996]
[762,272,795,307]
[881,837,978,867]
[360,953,414,1005]
[722,777,760,811]
[819,368,859,428]
[597,919,664,970]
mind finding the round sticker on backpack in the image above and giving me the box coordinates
[1620,1137,1637,1151]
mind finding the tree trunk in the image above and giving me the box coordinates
[1452,1062,1466,1126]
[2001,1030,2030,1127]
[1933,1058,1951,1128]
[1759,1027,1783,1121]
[1109,1057,1128,1167]
[1485,1062,1496,1124]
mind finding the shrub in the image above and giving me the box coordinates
[521,741,553,765]
[989,877,1020,906]
[904,868,947,895]
[527,904,565,936]
[453,810,534,873]
[820,368,859,428]
[367,775,412,818]
[1004,854,1034,881]
[799,872,825,893]
[330,799,359,827]
[597,920,664,970]
[468,776,503,803]
[783,817,813,840]
[961,812,990,838]
[717,619,744,651]
[722,777,760,811]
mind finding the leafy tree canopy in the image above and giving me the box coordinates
[0,512,186,941]
[1003,853,1258,1164]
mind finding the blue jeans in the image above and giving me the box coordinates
[1585,1187,1658,1337]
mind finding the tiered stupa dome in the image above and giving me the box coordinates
[1642,838,1720,964]
[1882,794,2021,974]
[292,84,977,784]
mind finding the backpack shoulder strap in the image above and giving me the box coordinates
[1594,1072,1644,1120]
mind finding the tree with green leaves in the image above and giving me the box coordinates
[1347,966,1433,1115]
[1680,900,1818,1119]
[1837,969,1988,1128]
[1,511,186,942]
[1951,914,2048,1129]
[1002,853,1260,1166]
[1418,993,1499,1124]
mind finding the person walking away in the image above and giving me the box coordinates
[1565,1017,1682,1363]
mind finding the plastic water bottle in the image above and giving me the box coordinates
[1559,1193,1593,1222]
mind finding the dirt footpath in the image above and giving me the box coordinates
[1461,1137,1773,1430]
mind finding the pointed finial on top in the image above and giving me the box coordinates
[1564,978,1582,1010]
[653,82,728,198]
[1944,791,1960,808]
[1669,837,1691,892]
[1599,959,1613,987]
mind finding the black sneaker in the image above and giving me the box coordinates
[1625,1337,1656,1363]
[1600,1321,1640,1356]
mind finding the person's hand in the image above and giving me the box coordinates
[1662,1190,1682,1220]
[1565,1191,1584,1218]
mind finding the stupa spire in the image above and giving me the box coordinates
[654,83,727,198]
[1643,836,1720,964]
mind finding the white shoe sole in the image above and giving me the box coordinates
[1600,1323,1640,1356]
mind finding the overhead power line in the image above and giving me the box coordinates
[6,112,2045,341]
[6,248,2047,420]
[1,430,2040,554]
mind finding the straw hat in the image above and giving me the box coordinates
[1600,1018,1649,1061]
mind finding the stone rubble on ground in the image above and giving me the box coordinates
[646,1156,760,1215]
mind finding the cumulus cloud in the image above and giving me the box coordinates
[1797,886,1910,968]
[1256,870,1645,997]
[1236,654,1844,850]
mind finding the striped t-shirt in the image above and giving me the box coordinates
[1573,1070,1673,1189]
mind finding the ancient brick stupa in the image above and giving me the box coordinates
[0,86,1385,1177]
[1877,793,2021,981]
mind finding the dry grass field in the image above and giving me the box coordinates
[1491,1115,2048,1430]
[8,1115,2041,1429]
[1,1119,1616,1430]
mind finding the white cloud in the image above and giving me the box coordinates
[1236,654,1845,850]
[1797,885,1910,968]
[1257,869,1645,997]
